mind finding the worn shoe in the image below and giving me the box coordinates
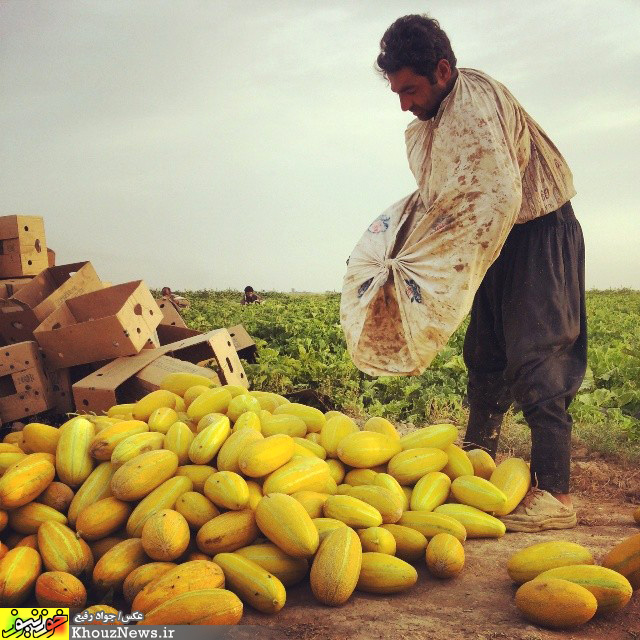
[500,488,577,532]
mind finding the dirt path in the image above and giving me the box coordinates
[239,461,640,640]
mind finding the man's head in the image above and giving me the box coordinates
[244,286,254,294]
[161,286,171,296]
[376,14,457,120]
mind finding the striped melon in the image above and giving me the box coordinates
[196,510,259,555]
[398,510,467,542]
[537,565,633,614]
[132,560,226,614]
[141,509,190,561]
[255,493,319,558]
[381,524,428,562]
[35,571,87,608]
[363,416,400,441]
[466,448,496,480]
[434,504,506,538]
[387,448,449,485]
[123,562,177,604]
[67,462,116,528]
[111,450,179,501]
[410,472,451,512]
[213,552,286,614]
[399,423,458,451]
[92,538,149,591]
[356,552,417,594]
[140,588,242,625]
[508,541,595,584]
[489,457,531,516]
[516,577,597,629]
[0,547,42,605]
[601,533,640,580]
[126,475,193,538]
[336,431,402,468]
[323,495,383,528]
[175,491,220,529]
[310,526,362,605]
[425,532,465,578]
[450,475,507,513]
[235,543,308,587]
[0,454,56,509]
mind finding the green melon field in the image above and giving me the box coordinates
[179,288,640,463]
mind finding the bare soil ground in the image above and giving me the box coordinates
[239,456,640,640]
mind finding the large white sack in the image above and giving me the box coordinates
[340,188,508,377]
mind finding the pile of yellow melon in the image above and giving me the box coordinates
[0,371,636,628]
[509,535,638,629]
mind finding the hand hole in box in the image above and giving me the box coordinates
[35,239,42,253]
[52,323,62,330]
[226,357,234,373]
[133,304,143,316]
[24,225,29,231]
[82,399,89,406]
[123,330,130,337]
[240,372,245,378]
[9,365,14,370]
[159,303,165,308]
[171,322,175,326]
[227,341,232,347]
[11,321,23,330]
[136,328,141,334]
[25,385,31,390]
[24,361,29,365]
[97,373,103,377]
[34,390,39,396]
[28,260,32,265]
[4,352,9,357]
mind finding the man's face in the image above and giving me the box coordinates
[388,63,451,121]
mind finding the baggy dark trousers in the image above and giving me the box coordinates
[462,202,586,494]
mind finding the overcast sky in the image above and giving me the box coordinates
[1,0,639,292]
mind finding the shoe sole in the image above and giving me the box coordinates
[502,514,577,533]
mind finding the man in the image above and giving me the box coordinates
[161,286,190,311]
[241,286,262,305]
[376,15,586,531]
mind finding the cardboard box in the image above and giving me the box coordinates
[156,323,258,362]
[0,278,33,299]
[227,324,258,362]
[72,328,247,414]
[0,341,54,422]
[155,298,188,328]
[45,367,73,415]
[156,324,200,346]
[46,362,106,415]
[0,216,49,277]
[133,355,220,395]
[34,280,162,369]
[0,262,103,345]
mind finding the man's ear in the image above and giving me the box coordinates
[436,59,452,85]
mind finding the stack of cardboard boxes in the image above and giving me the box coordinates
[0,215,255,426]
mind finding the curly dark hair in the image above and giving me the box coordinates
[376,14,457,83]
